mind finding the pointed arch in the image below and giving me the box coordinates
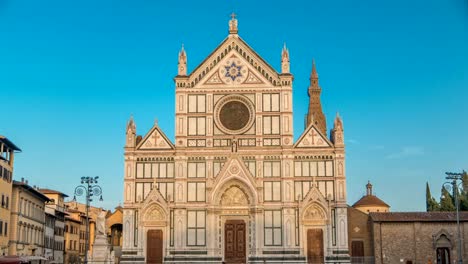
[212,178,257,206]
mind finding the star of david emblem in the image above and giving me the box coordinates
[224,62,242,81]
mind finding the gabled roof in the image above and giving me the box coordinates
[181,32,284,88]
[353,195,390,208]
[294,123,333,148]
[136,123,174,150]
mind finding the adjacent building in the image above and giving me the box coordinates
[0,136,21,256]
[371,212,468,264]
[348,182,390,261]
[39,188,68,263]
[8,179,50,259]
[122,16,350,263]
[106,206,123,263]
[352,182,390,214]
[64,210,81,264]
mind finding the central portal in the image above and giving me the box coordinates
[224,220,246,264]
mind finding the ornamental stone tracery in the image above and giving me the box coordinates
[214,94,255,135]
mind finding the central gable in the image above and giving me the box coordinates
[188,36,281,89]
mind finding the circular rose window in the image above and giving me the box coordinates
[214,95,255,135]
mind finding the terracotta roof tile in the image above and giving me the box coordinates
[38,188,69,197]
[352,195,390,208]
[370,212,468,222]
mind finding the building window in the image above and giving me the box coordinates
[170,210,174,247]
[188,117,206,136]
[188,95,206,113]
[244,160,256,177]
[264,210,282,246]
[262,93,280,112]
[154,182,174,202]
[263,116,280,135]
[264,181,281,201]
[187,182,205,202]
[188,162,206,178]
[263,161,281,178]
[213,160,225,178]
[187,211,206,246]
[294,180,334,201]
[0,220,2,235]
[136,162,175,179]
[294,161,334,177]
[135,182,153,202]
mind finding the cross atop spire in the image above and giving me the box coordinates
[229,12,238,34]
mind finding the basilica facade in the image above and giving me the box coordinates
[121,16,350,264]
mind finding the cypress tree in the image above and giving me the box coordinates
[426,182,440,211]
[440,186,456,211]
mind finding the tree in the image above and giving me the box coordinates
[439,186,456,211]
[460,171,468,210]
[426,182,440,211]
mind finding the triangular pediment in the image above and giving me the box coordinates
[209,156,258,205]
[300,183,328,212]
[141,185,169,209]
[212,156,256,188]
[186,36,281,88]
[136,124,174,150]
[294,123,333,148]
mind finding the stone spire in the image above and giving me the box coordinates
[331,112,344,146]
[366,181,373,196]
[126,115,136,148]
[229,13,238,34]
[178,44,187,76]
[306,60,327,135]
[281,43,290,74]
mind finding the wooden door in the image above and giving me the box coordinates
[437,248,450,264]
[147,229,163,264]
[224,220,246,264]
[307,229,324,264]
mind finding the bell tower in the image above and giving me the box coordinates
[306,60,327,135]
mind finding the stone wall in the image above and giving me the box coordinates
[347,206,373,257]
[373,221,468,264]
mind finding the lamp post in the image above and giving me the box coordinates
[443,172,464,264]
[73,176,103,264]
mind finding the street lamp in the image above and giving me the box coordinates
[73,176,103,264]
[442,171,464,264]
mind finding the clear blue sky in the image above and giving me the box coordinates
[1,0,467,211]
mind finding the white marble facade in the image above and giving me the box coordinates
[121,16,350,263]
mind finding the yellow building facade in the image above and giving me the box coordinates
[64,212,80,264]
[8,179,50,257]
[0,136,20,256]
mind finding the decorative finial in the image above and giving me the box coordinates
[281,43,290,73]
[229,12,238,34]
[154,118,158,126]
[178,44,187,76]
[366,181,373,196]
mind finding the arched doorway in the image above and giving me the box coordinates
[219,185,249,264]
[301,203,327,264]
